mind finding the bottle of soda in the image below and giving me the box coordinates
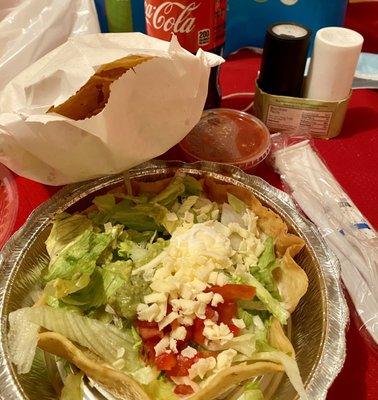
[144,0,227,109]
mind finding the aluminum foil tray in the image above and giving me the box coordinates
[0,160,348,400]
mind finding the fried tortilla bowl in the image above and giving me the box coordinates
[35,176,306,400]
[0,161,348,400]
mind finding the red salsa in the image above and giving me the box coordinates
[179,109,271,170]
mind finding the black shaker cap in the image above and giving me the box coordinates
[258,22,311,97]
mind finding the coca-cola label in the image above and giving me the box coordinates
[144,1,226,53]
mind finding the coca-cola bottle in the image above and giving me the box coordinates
[144,0,227,109]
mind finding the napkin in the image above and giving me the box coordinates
[0,33,223,185]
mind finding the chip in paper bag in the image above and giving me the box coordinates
[0,33,223,185]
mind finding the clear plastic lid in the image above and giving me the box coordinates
[179,108,271,171]
[0,164,18,249]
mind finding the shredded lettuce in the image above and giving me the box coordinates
[10,306,143,372]
[102,261,131,299]
[110,201,165,231]
[238,300,267,311]
[118,240,148,264]
[183,175,203,196]
[131,366,160,385]
[238,308,254,328]
[242,273,289,325]
[250,352,308,400]
[118,238,168,268]
[131,325,142,350]
[45,296,83,314]
[8,308,40,374]
[44,230,113,282]
[93,194,116,212]
[43,274,91,300]
[150,176,185,207]
[144,377,178,400]
[60,372,84,400]
[221,202,245,227]
[90,192,168,231]
[45,213,92,264]
[44,261,128,312]
[62,268,106,309]
[250,237,277,293]
[238,381,264,400]
[126,230,156,244]
[227,193,248,214]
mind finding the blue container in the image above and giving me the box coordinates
[94,0,109,32]
[131,0,146,33]
[225,0,348,55]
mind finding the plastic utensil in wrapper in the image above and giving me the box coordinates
[179,109,271,171]
[0,163,18,249]
[270,133,378,347]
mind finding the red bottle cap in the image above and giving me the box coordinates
[179,108,271,171]
[0,164,18,249]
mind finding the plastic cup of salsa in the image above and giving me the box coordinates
[179,108,271,171]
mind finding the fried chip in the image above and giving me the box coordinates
[268,318,295,356]
[38,332,151,400]
[132,177,173,196]
[190,362,284,400]
[48,55,152,120]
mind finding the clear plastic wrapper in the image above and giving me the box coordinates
[270,133,378,346]
[0,163,18,249]
[0,0,100,91]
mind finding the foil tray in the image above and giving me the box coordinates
[0,160,348,400]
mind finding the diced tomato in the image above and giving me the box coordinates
[184,325,194,342]
[192,318,205,345]
[217,301,237,326]
[136,320,163,341]
[228,324,240,336]
[155,352,177,371]
[174,384,194,395]
[174,324,193,352]
[198,350,217,359]
[139,327,162,340]
[170,318,181,331]
[168,354,199,377]
[135,320,158,329]
[167,352,217,379]
[205,305,218,321]
[142,337,160,364]
[206,284,256,301]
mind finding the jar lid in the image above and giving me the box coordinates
[0,164,18,249]
[179,108,271,170]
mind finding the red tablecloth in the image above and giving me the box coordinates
[6,2,378,399]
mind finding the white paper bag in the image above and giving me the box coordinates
[0,33,223,185]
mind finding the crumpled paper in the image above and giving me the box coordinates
[0,33,223,185]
